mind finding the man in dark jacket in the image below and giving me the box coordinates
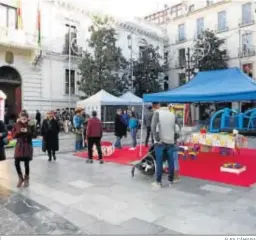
[35,110,41,127]
[114,109,126,149]
[86,111,103,164]
[144,106,154,147]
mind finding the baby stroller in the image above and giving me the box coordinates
[131,144,174,177]
[131,145,157,177]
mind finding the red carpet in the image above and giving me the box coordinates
[74,144,148,165]
[179,148,256,187]
[74,145,256,187]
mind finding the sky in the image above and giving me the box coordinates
[72,0,178,18]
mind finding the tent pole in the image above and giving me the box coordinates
[139,102,145,156]
[183,104,185,128]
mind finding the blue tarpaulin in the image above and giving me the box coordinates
[143,68,256,103]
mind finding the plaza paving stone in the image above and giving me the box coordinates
[1,150,256,235]
[1,131,256,235]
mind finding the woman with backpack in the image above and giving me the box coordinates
[128,112,138,151]
[0,120,7,161]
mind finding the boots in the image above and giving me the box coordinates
[23,175,29,188]
[17,174,24,188]
[48,151,52,161]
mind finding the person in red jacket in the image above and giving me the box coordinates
[86,110,103,164]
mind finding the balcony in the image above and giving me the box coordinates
[176,36,187,44]
[239,18,255,28]
[0,26,38,51]
[215,25,229,34]
[238,46,256,58]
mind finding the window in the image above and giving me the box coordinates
[0,3,17,29]
[206,0,213,6]
[243,63,253,78]
[242,3,252,25]
[196,17,204,36]
[242,32,253,50]
[178,24,185,41]
[178,48,186,67]
[66,24,77,34]
[164,51,168,64]
[171,4,182,18]
[188,5,194,12]
[63,24,78,55]
[65,69,75,95]
[218,11,227,31]
[179,73,186,86]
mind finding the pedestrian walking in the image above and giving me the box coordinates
[73,107,84,151]
[114,109,126,149]
[63,112,69,134]
[41,111,60,161]
[0,120,7,161]
[121,110,129,137]
[151,103,180,188]
[128,112,138,150]
[86,111,103,164]
[12,111,35,188]
[35,110,41,128]
[144,106,154,147]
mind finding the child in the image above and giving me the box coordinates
[128,112,138,150]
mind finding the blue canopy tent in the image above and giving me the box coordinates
[143,68,256,103]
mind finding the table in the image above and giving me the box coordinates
[188,133,247,151]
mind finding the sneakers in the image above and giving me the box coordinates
[129,147,136,151]
[168,181,173,187]
[151,181,162,189]
[86,159,104,164]
[86,159,93,163]
[173,178,180,183]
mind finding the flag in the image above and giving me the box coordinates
[37,1,41,46]
[17,0,23,29]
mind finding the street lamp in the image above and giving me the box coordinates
[127,34,134,92]
[68,31,83,112]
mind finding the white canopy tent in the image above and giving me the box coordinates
[120,92,144,105]
[77,90,128,120]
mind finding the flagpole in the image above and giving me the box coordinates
[68,26,71,112]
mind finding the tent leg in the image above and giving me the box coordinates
[139,103,145,157]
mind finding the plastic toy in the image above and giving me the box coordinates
[220,162,246,174]
[209,108,238,133]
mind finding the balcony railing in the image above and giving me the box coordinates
[215,25,229,33]
[0,26,38,50]
[239,18,255,27]
[176,36,187,44]
[238,46,256,58]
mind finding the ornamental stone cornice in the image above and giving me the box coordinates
[43,0,167,42]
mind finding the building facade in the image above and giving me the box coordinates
[144,0,256,88]
[0,0,166,116]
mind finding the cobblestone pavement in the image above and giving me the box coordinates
[1,150,256,235]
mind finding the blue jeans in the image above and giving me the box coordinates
[114,136,122,148]
[154,143,175,183]
[75,140,83,151]
[130,128,137,147]
[173,151,179,170]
